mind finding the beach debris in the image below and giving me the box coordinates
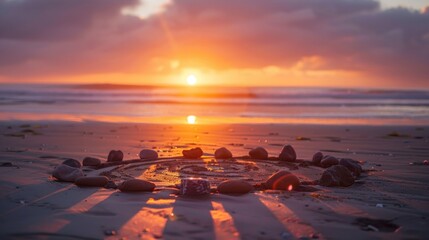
[278,145,297,162]
[265,170,300,190]
[118,179,156,192]
[52,164,84,182]
[319,165,354,187]
[82,157,101,167]
[295,136,311,141]
[249,147,268,159]
[214,147,233,159]
[75,176,109,187]
[103,229,117,236]
[139,149,158,160]
[0,162,13,167]
[182,147,204,159]
[376,203,384,208]
[339,158,362,177]
[387,131,407,137]
[409,160,429,166]
[107,150,124,162]
[353,217,399,232]
[179,178,211,196]
[217,180,254,194]
[312,152,324,165]
[320,155,339,168]
[62,158,82,168]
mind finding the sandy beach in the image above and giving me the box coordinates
[1,121,428,239]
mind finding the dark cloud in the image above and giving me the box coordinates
[0,0,428,87]
[0,0,137,40]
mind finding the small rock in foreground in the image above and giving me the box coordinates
[217,180,254,194]
[320,155,339,168]
[82,157,101,167]
[118,179,156,192]
[339,158,362,177]
[319,165,354,187]
[107,150,123,162]
[278,145,297,162]
[312,152,323,165]
[214,147,233,159]
[139,149,158,160]
[52,164,84,182]
[249,147,268,160]
[62,158,81,168]
[182,147,204,159]
[265,170,300,190]
[180,178,211,196]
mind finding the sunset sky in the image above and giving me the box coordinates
[0,0,428,88]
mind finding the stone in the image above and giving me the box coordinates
[62,158,81,168]
[320,155,339,168]
[82,157,101,167]
[52,164,84,182]
[118,179,156,192]
[139,149,158,160]
[107,150,123,162]
[249,147,268,159]
[75,176,109,187]
[217,180,254,194]
[104,180,118,189]
[312,152,323,165]
[319,165,354,187]
[214,147,233,159]
[182,147,204,159]
[265,170,300,190]
[278,145,297,162]
[339,158,362,177]
[180,178,211,196]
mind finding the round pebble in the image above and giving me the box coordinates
[62,158,81,168]
[214,147,233,159]
[82,157,101,167]
[320,155,339,168]
[339,158,362,177]
[249,147,268,160]
[312,152,323,165]
[75,176,109,187]
[118,179,156,192]
[217,180,254,194]
[52,164,84,182]
[265,170,300,190]
[107,150,123,162]
[278,145,297,162]
[139,149,158,160]
[182,147,204,159]
[319,165,354,187]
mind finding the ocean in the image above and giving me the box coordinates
[1,84,428,125]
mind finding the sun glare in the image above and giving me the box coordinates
[186,75,197,86]
[187,115,197,124]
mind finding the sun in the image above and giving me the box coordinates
[186,74,197,86]
[187,115,197,124]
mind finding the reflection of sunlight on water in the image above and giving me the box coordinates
[187,115,197,124]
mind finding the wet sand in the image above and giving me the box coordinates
[0,122,428,239]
